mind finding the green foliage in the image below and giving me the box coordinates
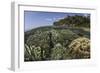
[24,26,90,61]
[24,44,42,61]
[24,44,35,61]
[31,46,41,61]
[53,15,90,28]
[51,43,63,60]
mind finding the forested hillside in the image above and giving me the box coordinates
[53,15,90,28]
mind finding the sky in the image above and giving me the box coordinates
[24,11,90,31]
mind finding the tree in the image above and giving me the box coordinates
[46,32,54,59]
[53,15,90,28]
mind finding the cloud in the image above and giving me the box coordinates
[54,17,65,21]
[45,17,61,21]
[45,17,66,22]
[83,14,89,17]
[45,18,53,21]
